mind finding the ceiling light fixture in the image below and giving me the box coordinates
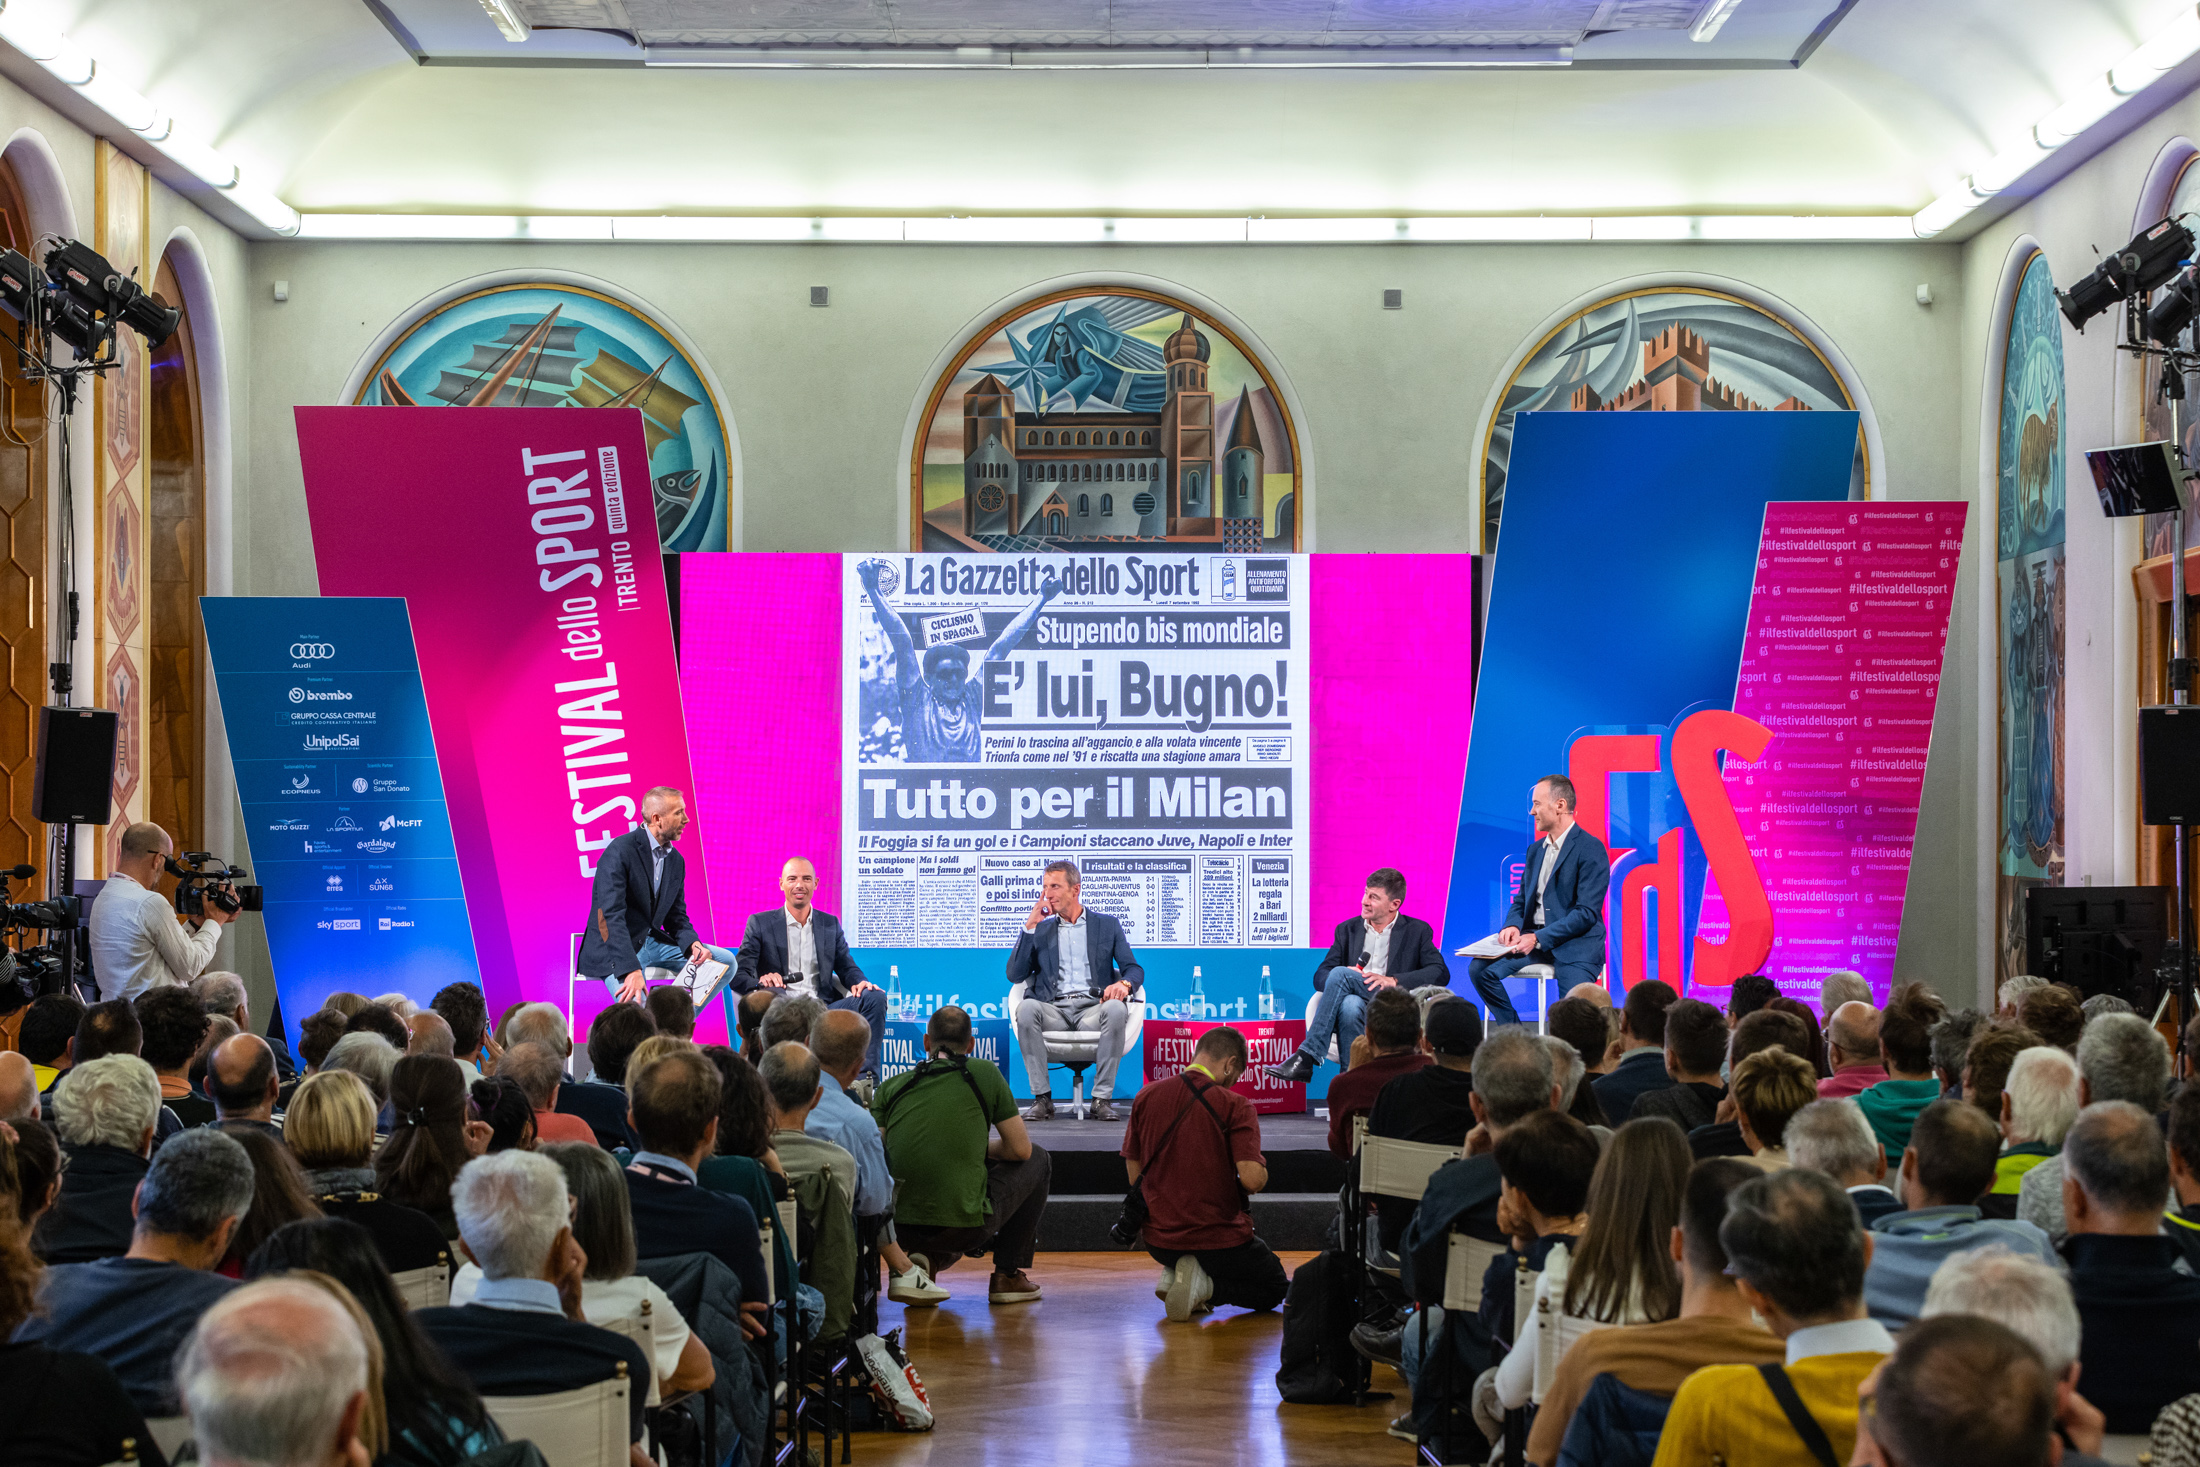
[1914,2,2200,236]
[1690,0,1747,44]
[477,0,531,44]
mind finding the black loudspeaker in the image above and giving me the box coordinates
[32,706,116,825]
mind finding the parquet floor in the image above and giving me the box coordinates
[849,1251,1414,1467]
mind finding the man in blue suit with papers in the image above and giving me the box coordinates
[1007,859,1144,1122]
[1468,775,1610,1026]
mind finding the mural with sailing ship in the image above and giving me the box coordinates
[354,284,732,551]
[1479,285,1868,555]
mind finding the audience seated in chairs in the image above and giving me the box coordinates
[376,1054,487,1238]
[0,1120,164,1467]
[32,1053,160,1263]
[0,1051,35,1124]
[216,1121,325,1274]
[20,991,84,1095]
[450,1143,716,1405]
[18,1126,252,1413]
[2167,1085,2200,1272]
[586,1002,661,1089]
[2018,1012,2171,1245]
[762,1040,861,1342]
[414,1150,654,1456]
[807,1006,947,1306]
[1547,996,1613,1128]
[1917,1246,2108,1462]
[1486,1115,1693,1429]
[502,1041,600,1146]
[1631,1000,1730,1133]
[1986,1045,2080,1219]
[876,1004,1050,1307]
[1724,973,1779,1031]
[177,1277,379,1467]
[2062,1099,2200,1435]
[648,985,698,1042]
[1852,983,1947,1163]
[405,1009,459,1066]
[136,986,215,1129]
[1323,989,1431,1159]
[760,993,828,1054]
[324,1031,399,1110]
[1729,1045,1818,1170]
[249,1216,506,1467]
[1363,997,1484,1259]
[1592,981,1680,1127]
[1530,1156,1785,1465]
[1854,1315,2059,1467]
[206,1034,285,1140]
[694,1044,805,1311]
[1817,1002,1887,1101]
[431,980,492,1078]
[1544,1035,1602,1144]
[468,1074,538,1153]
[1784,1099,1901,1227]
[296,1006,350,1078]
[1860,1098,2056,1328]
[2017,983,2086,1054]
[1650,1168,1894,1467]
[734,989,775,1064]
[283,1068,448,1275]
[1929,1008,1987,1101]
[506,1001,635,1149]
[1960,1023,2043,1138]
[1124,1024,1286,1323]
[8,1115,60,1227]
[621,1045,771,1336]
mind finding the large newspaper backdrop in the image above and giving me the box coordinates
[843,552,1310,949]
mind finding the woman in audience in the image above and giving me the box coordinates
[627,1033,693,1080]
[0,1125,165,1467]
[249,1216,503,1467]
[218,1121,325,1274]
[375,1054,488,1237]
[451,1142,716,1402]
[286,1069,448,1274]
[467,1075,536,1152]
[1492,1116,1691,1412]
[323,990,374,1019]
[1730,1045,1819,1169]
[7,1116,59,1226]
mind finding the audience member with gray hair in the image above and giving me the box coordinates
[763,1040,857,1201]
[34,1052,163,1263]
[2018,1012,2173,1242]
[373,991,421,1020]
[2081,992,2136,1024]
[1929,1007,1986,1099]
[1785,1098,1900,1226]
[323,1030,399,1107]
[1819,970,1871,1020]
[1921,1244,2104,1455]
[501,1040,598,1145]
[415,1150,653,1448]
[17,1127,254,1411]
[192,970,249,1028]
[1860,1314,2058,1467]
[178,1276,374,1467]
[1539,1034,1595,1132]
[2062,1099,2200,1434]
[1989,1045,2080,1214]
[1998,973,2049,1016]
[760,992,830,1052]
[1819,1001,1887,1100]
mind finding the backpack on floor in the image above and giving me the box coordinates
[1275,1250,1362,1405]
[856,1328,934,1431]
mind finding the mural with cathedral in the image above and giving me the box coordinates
[912,289,1301,553]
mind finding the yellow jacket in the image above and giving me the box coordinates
[1650,1351,1886,1467]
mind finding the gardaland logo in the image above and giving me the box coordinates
[358,839,397,854]
[290,643,335,660]
[379,815,424,831]
[351,778,368,793]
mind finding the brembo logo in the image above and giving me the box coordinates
[290,643,335,660]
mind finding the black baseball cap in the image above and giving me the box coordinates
[1425,997,1483,1057]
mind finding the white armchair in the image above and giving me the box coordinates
[1006,982,1147,1118]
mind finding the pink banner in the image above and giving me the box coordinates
[1144,1017,1308,1113]
[297,407,708,1013]
[1700,501,1967,1000]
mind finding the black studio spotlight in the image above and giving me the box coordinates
[2060,216,2197,329]
[2151,266,2200,346]
[41,239,180,358]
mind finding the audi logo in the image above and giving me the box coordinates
[290,643,335,660]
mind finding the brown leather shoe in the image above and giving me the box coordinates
[989,1270,1042,1303]
[1020,1095,1055,1121]
[1088,1099,1119,1122]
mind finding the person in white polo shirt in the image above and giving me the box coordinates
[88,822,233,1002]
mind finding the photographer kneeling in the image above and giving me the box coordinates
[91,823,236,1002]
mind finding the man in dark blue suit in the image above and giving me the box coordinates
[575,786,735,1005]
[1263,867,1450,1084]
[1006,859,1144,1121]
[1468,775,1610,1026]
[732,856,888,1078]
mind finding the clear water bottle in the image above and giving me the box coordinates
[1221,560,1238,601]
[1189,965,1205,1020]
[1258,965,1275,1020]
[887,965,904,1023]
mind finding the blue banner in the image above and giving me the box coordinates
[202,596,481,1020]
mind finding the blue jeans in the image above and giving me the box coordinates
[1297,967,1376,1064]
[1466,949,1600,1026]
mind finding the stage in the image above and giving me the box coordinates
[1032,1110,1344,1253]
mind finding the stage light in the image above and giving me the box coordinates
[2057,217,2195,329]
[2151,267,2200,346]
[43,239,180,353]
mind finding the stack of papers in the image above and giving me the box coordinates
[674,955,732,1010]
[1455,933,1512,958]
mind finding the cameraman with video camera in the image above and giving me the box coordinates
[89,823,237,1002]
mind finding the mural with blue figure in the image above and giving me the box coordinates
[976,302,1172,415]
[353,283,732,551]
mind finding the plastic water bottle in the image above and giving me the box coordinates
[887,965,904,1023]
[1221,560,1238,601]
[1189,965,1206,1020]
[1258,965,1275,1020]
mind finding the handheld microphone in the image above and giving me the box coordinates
[1358,950,1370,970]
[0,864,32,880]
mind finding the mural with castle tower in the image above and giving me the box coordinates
[914,289,1300,554]
[1481,286,1869,554]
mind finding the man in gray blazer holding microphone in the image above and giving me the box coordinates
[1006,859,1145,1122]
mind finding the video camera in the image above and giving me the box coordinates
[165,851,264,919]
[0,864,77,1005]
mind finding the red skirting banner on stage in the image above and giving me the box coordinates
[1144,1017,1308,1113]
[296,406,709,1012]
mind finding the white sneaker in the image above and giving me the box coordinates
[1154,1260,1179,1301]
[1164,1255,1212,1322]
[889,1266,951,1305]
